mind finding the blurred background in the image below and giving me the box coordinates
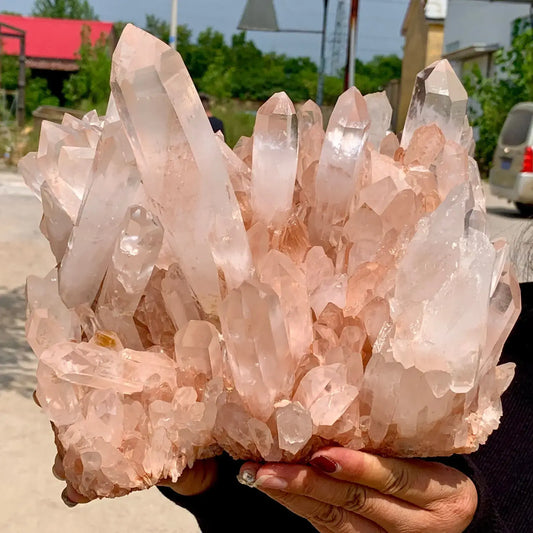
[0,1,532,531]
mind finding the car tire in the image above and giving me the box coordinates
[515,202,533,217]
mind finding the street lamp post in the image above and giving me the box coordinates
[344,0,359,90]
[169,0,178,50]
[238,0,328,105]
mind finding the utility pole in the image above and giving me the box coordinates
[344,0,359,90]
[331,0,348,76]
[169,0,178,50]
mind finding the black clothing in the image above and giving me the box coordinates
[208,116,224,136]
[465,282,533,532]
[160,283,533,532]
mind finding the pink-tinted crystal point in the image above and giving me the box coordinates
[251,92,298,228]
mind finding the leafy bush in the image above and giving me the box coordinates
[464,19,533,175]
[63,26,111,114]
[0,56,59,117]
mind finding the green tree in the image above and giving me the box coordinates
[63,27,110,113]
[32,0,98,20]
[465,19,533,175]
[354,54,402,95]
[0,55,59,116]
[144,14,169,42]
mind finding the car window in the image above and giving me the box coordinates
[500,109,533,146]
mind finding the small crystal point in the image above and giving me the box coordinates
[364,91,392,149]
[401,59,467,148]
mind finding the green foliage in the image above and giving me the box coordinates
[0,56,19,91]
[211,100,257,148]
[354,55,402,95]
[63,28,111,113]
[25,77,60,111]
[144,14,170,43]
[464,19,533,175]
[113,21,131,39]
[141,13,401,108]
[32,0,98,20]
[0,56,58,116]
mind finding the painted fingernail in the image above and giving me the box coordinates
[254,476,288,491]
[309,455,339,473]
[61,489,77,508]
[237,464,260,487]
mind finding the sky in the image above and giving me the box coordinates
[1,0,409,66]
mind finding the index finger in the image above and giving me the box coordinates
[309,447,470,508]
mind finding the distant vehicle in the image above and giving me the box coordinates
[489,102,533,216]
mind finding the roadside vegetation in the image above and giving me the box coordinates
[464,18,533,176]
[0,0,401,162]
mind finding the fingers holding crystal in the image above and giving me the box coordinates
[246,462,416,532]
[308,448,465,507]
[241,456,476,533]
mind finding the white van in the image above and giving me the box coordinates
[489,102,533,216]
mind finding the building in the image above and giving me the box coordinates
[0,14,115,98]
[443,0,531,78]
[397,0,448,132]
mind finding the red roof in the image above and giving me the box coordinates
[0,14,114,61]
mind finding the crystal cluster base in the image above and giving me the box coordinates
[22,25,520,500]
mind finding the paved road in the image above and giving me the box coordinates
[0,168,200,533]
[0,167,530,533]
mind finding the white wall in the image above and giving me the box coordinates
[444,0,530,53]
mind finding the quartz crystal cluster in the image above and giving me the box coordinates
[22,25,520,500]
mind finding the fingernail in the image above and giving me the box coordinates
[32,390,41,407]
[309,455,339,474]
[61,489,77,508]
[254,475,288,491]
[237,464,259,487]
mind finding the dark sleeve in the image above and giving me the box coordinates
[158,453,316,533]
[436,455,509,533]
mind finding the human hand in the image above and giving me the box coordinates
[33,391,217,506]
[239,447,477,533]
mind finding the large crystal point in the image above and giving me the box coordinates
[310,87,370,242]
[251,92,298,228]
[401,59,467,147]
[59,121,142,307]
[111,24,252,315]
[220,281,294,421]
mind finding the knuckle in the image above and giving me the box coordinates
[313,504,345,528]
[432,483,478,532]
[382,466,411,496]
[341,483,369,514]
[298,469,317,497]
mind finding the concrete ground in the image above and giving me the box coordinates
[0,167,530,533]
[0,168,200,533]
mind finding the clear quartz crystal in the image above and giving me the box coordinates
[251,92,298,228]
[310,87,370,242]
[21,31,519,501]
[401,59,467,147]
